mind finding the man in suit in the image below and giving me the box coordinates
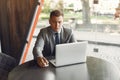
[33,10,76,67]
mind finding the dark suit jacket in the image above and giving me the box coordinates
[33,26,76,59]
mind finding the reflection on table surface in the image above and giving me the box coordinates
[8,57,120,80]
[55,63,89,80]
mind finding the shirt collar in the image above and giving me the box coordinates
[50,26,63,34]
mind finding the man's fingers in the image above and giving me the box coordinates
[37,57,49,67]
[37,58,44,67]
[43,57,49,64]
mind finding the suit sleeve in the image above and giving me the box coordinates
[69,29,77,42]
[33,29,44,59]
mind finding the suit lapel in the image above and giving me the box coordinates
[60,27,65,43]
[48,27,55,54]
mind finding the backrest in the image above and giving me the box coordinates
[0,40,1,52]
[0,53,17,80]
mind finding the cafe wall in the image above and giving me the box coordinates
[0,0,39,63]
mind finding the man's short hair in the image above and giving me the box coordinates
[50,10,64,18]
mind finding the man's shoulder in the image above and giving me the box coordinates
[63,27,72,33]
[40,26,51,33]
[40,26,50,31]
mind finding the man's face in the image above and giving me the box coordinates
[49,15,63,32]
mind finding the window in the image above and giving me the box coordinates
[28,0,120,63]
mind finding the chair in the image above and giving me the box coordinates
[0,40,1,53]
[0,53,17,80]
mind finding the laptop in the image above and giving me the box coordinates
[49,41,88,67]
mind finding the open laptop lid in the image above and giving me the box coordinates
[51,41,88,67]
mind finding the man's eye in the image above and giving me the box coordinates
[59,22,61,24]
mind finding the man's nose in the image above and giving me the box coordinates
[56,22,59,27]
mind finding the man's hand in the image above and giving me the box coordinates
[37,57,49,67]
